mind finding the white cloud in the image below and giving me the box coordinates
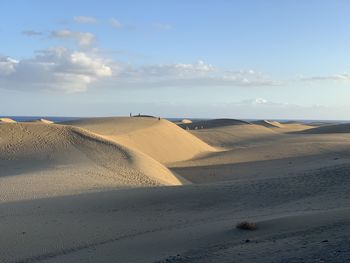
[111,18,122,28]
[109,60,279,88]
[22,30,43,36]
[0,48,112,92]
[74,16,97,24]
[50,30,95,47]
[253,98,268,104]
[203,100,335,120]
[238,98,289,107]
[0,57,18,75]
[0,49,278,93]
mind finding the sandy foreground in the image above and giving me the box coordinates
[0,117,349,262]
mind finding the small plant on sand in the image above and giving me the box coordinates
[236,221,257,230]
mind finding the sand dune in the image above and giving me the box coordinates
[0,117,16,123]
[254,120,284,128]
[281,120,302,124]
[253,120,313,133]
[299,122,350,134]
[64,117,215,164]
[0,123,184,202]
[31,118,54,124]
[181,119,192,124]
[172,121,350,184]
[188,123,278,148]
[178,118,251,130]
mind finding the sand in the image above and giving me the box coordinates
[178,118,251,130]
[188,123,278,148]
[0,123,185,202]
[32,118,54,124]
[299,122,350,134]
[1,117,350,262]
[64,117,216,164]
[254,120,284,128]
[0,117,16,123]
[181,119,193,124]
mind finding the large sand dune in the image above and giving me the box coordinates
[299,122,350,134]
[254,120,284,128]
[64,117,215,164]
[189,123,278,148]
[253,120,313,133]
[0,123,184,202]
[178,118,251,130]
[31,118,54,124]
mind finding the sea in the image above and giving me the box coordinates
[1,116,349,125]
[0,116,82,123]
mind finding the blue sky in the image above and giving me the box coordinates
[1,0,350,119]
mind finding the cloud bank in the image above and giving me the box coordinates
[0,48,112,92]
[106,60,279,89]
[1,25,280,93]
[0,52,279,92]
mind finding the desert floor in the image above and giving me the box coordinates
[0,117,349,262]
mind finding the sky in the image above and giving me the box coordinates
[0,0,350,119]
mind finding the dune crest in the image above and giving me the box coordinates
[33,118,54,124]
[181,119,192,124]
[298,122,350,134]
[64,117,216,164]
[254,120,284,128]
[178,118,251,130]
[0,118,16,123]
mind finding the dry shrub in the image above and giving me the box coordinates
[236,221,257,230]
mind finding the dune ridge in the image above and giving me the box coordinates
[32,118,54,124]
[254,120,284,128]
[178,118,251,130]
[188,123,278,148]
[0,118,16,123]
[299,122,350,134]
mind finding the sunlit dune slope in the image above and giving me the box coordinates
[64,117,215,164]
[0,118,16,123]
[188,122,278,148]
[253,120,284,128]
[253,120,313,133]
[31,118,54,124]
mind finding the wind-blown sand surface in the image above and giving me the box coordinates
[64,117,215,164]
[1,118,350,262]
[253,120,285,128]
[31,118,54,124]
[179,118,251,130]
[298,122,350,134]
[0,123,184,202]
[0,117,16,123]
